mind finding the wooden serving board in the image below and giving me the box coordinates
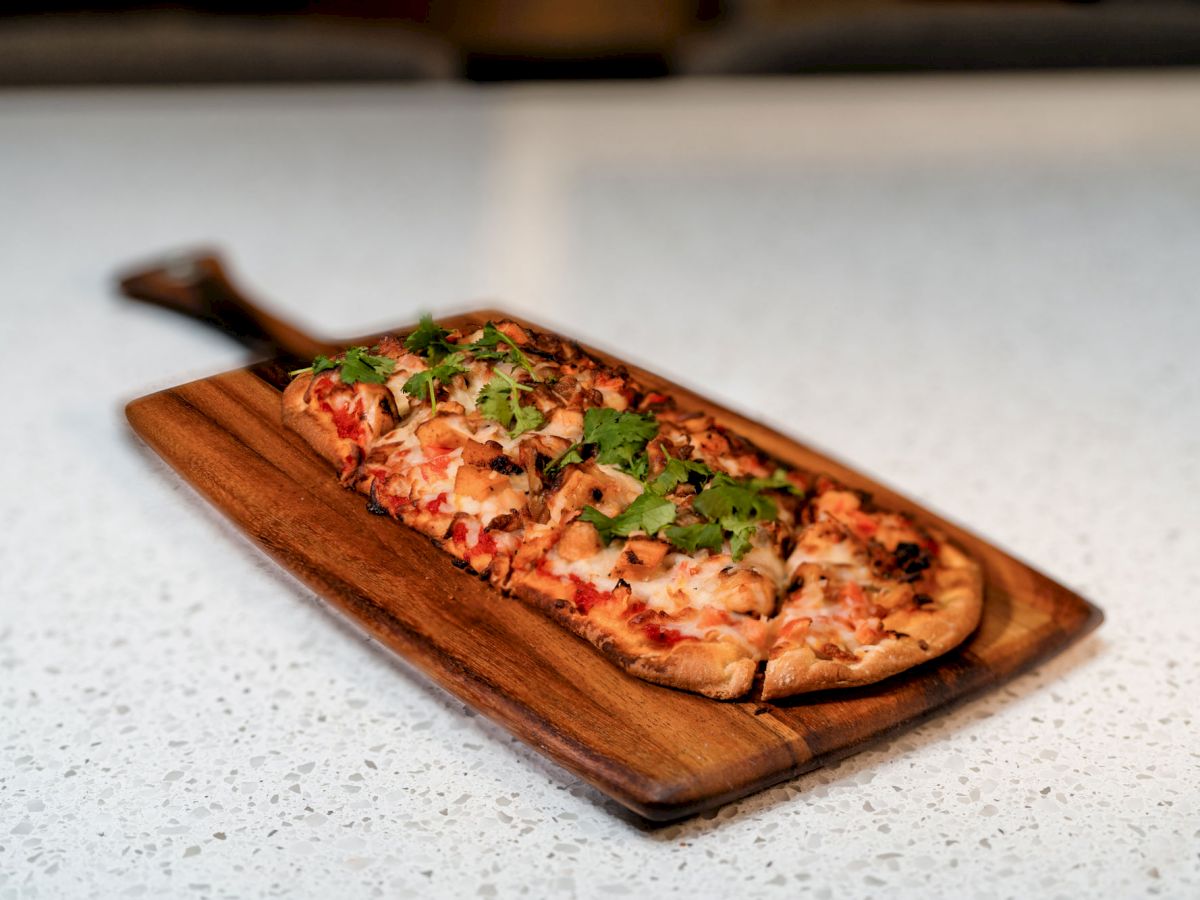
[125,310,1101,822]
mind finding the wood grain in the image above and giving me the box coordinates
[125,310,1102,821]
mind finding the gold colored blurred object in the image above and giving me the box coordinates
[436,0,701,55]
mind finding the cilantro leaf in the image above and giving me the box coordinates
[581,407,658,479]
[466,322,538,379]
[690,473,780,561]
[651,452,714,495]
[291,346,395,384]
[311,355,338,376]
[401,352,467,412]
[475,375,514,427]
[337,346,398,385]
[289,354,337,377]
[577,507,617,543]
[544,443,584,475]
[404,314,457,363]
[289,348,393,383]
[693,473,778,524]
[579,492,677,544]
[510,396,545,437]
[725,521,760,561]
[663,522,724,555]
[747,468,805,496]
[475,369,544,437]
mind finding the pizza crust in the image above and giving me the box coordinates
[760,543,983,699]
[282,372,395,483]
[282,373,356,473]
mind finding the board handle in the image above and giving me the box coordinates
[117,250,335,362]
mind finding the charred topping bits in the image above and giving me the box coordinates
[489,455,524,476]
[894,542,933,581]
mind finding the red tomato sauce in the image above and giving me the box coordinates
[472,529,498,558]
[641,623,694,647]
[569,575,612,614]
[329,404,364,441]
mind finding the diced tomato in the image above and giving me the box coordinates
[329,403,364,441]
[310,375,335,402]
[472,529,498,558]
[421,450,455,476]
[424,492,448,514]
[642,624,694,647]
[449,520,496,561]
[850,511,878,538]
[569,575,612,614]
[312,378,365,442]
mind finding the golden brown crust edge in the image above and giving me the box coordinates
[512,574,757,700]
[761,545,984,700]
[281,374,358,477]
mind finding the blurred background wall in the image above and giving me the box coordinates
[2,0,1199,85]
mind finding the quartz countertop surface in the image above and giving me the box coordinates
[1,75,1197,899]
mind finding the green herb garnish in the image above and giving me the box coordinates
[650,451,714,496]
[290,347,395,385]
[404,314,457,364]
[545,444,585,475]
[579,492,677,544]
[465,322,538,379]
[402,351,468,413]
[691,473,779,561]
[288,354,338,378]
[663,522,724,555]
[579,407,658,480]
[476,369,545,437]
[339,346,398,384]
[747,468,805,496]
[544,407,659,479]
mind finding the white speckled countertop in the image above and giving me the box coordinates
[2,74,1198,899]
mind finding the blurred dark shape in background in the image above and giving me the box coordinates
[2,0,1200,85]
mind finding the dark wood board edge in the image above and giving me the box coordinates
[125,308,1103,822]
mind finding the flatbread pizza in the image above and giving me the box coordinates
[283,318,983,700]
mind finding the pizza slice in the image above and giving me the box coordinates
[761,481,983,698]
[506,468,775,700]
[281,343,401,483]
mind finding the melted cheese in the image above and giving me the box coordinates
[544,541,772,618]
